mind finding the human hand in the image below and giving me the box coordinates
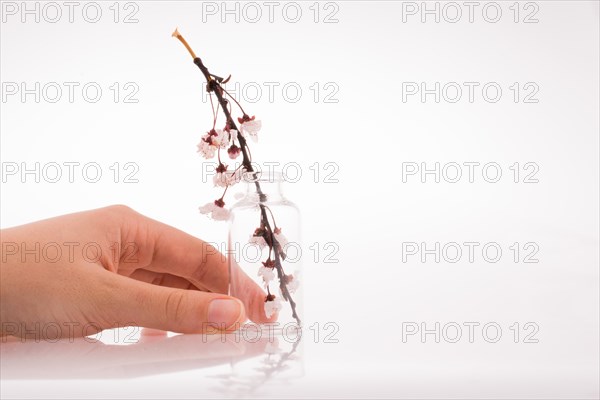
[0,205,273,339]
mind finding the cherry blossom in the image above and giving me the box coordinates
[214,164,246,188]
[198,199,230,221]
[212,128,230,148]
[229,129,239,141]
[213,163,229,188]
[227,167,245,186]
[258,265,275,284]
[213,174,227,188]
[238,114,261,142]
[227,144,241,159]
[283,271,300,294]
[249,234,268,249]
[274,227,288,248]
[197,139,216,159]
[264,294,282,318]
[259,259,277,286]
[249,227,268,248]
[197,129,228,159]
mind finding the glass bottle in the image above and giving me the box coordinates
[228,170,302,336]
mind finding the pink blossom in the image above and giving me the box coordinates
[258,266,275,284]
[238,115,261,143]
[274,227,288,248]
[264,294,282,318]
[198,199,230,221]
[212,128,229,148]
[197,138,216,159]
[284,271,300,294]
[213,165,245,188]
[197,129,229,159]
[249,235,268,249]
[228,144,241,159]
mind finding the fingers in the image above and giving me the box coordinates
[230,259,278,324]
[106,273,245,334]
[117,208,275,324]
[105,206,276,325]
[127,270,200,291]
[118,210,229,294]
[130,264,275,325]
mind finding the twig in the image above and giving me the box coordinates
[173,29,301,326]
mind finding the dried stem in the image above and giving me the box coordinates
[173,29,301,326]
[172,29,197,59]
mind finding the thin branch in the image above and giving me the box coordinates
[174,29,301,326]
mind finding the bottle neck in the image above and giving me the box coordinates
[244,172,285,202]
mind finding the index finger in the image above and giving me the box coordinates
[116,208,274,324]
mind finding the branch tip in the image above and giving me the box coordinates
[172,28,197,59]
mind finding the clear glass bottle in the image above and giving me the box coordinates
[228,170,302,335]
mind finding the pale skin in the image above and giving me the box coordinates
[0,205,274,339]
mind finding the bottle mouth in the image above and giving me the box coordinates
[242,170,285,183]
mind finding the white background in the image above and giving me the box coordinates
[1,1,599,398]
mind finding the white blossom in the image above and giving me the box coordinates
[257,266,275,284]
[274,228,288,248]
[197,129,229,159]
[212,129,230,148]
[213,172,229,188]
[197,139,216,159]
[280,271,300,297]
[213,167,245,188]
[227,167,245,186]
[198,201,230,221]
[286,271,300,294]
[264,297,282,318]
[240,119,261,143]
[249,235,268,249]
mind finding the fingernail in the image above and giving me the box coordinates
[208,298,243,329]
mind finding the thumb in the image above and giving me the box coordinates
[104,273,245,333]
